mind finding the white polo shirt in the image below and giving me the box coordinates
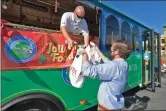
[60,12,89,37]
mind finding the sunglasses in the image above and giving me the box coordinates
[75,12,84,19]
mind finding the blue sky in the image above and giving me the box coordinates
[102,1,166,35]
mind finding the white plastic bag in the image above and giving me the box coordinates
[69,42,101,88]
[69,51,85,88]
[86,42,101,65]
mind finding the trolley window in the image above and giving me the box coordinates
[132,26,139,51]
[121,21,132,43]
[105,15,120,49]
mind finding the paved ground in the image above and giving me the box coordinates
[124,78,166,110]
[86,77,166,111]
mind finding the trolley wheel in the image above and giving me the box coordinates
[5,99,63,111]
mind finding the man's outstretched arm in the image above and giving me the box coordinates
[81,53,115,80]
[60,26,72,43]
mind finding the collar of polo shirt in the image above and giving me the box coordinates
[72,13,75,22]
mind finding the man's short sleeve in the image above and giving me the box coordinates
[81,20,89,37]
[60,13,68,27]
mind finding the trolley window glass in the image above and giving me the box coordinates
[105,15,120,49]
[132,26,139,51]
[121,21,132,43]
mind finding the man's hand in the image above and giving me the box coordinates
[95,46,106,61]
[68,39,77,50]
[77,47,89,63]
[77,47,86,55]
[60,26,78,49]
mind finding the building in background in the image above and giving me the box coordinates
[164,26,166,40]
[161,26,166,64]
[161,35,165,56]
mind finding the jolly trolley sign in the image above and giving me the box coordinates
[46,42,77,63]
[2,25,83,72]
[4,35,78,65]
[4,36,77,85]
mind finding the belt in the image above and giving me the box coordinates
[98,104,115,111]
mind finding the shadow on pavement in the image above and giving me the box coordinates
[124,95,150,111]
[123,87,150,111]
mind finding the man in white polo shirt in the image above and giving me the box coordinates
[60,6,89,49]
